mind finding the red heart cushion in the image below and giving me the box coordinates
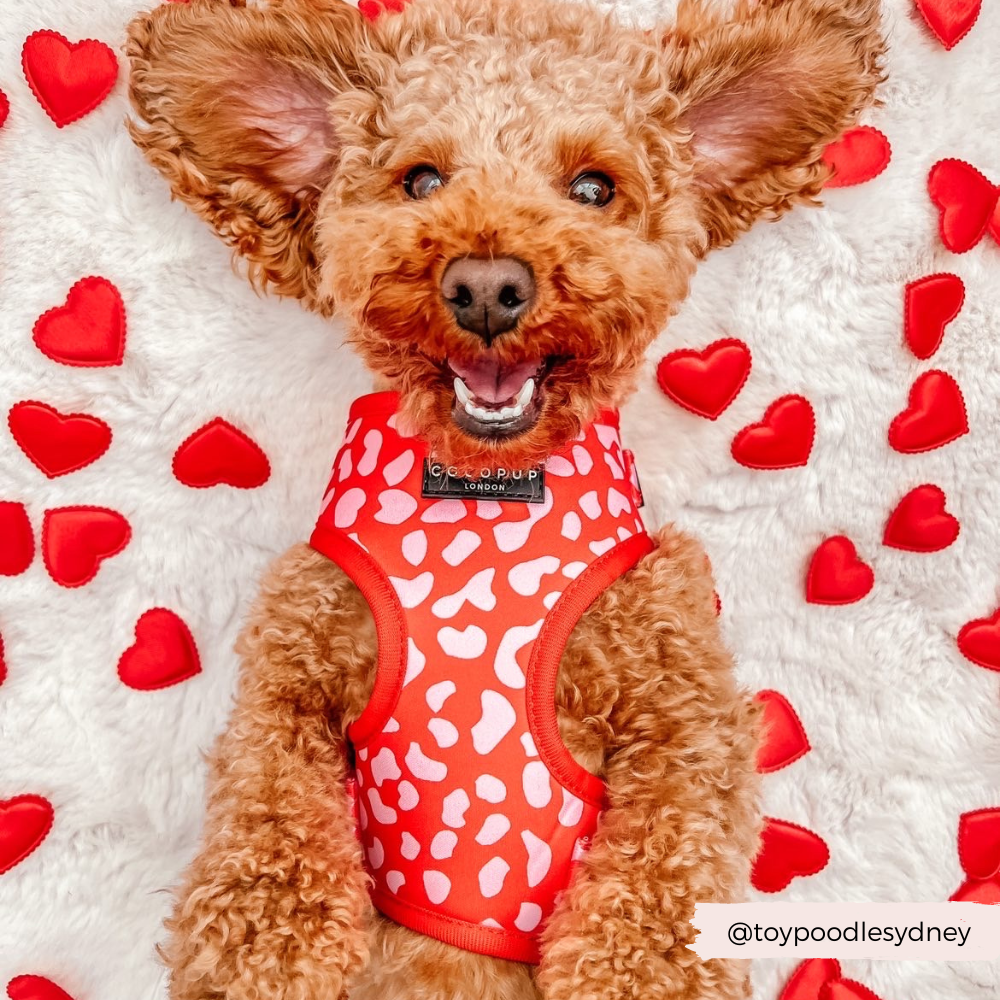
[957,808,1000,879]
[655,338,752,419]
[927,159,999,253]
[888,370,968,454]
[780,959,841,1000]
[751,817,830,893]
[914,0,981,49]
[822,981,883,1000]
[32,277,126,367]
[118,609,202,692]
[173,418,271,489]
[7,976,75,1000]
[904,273,965,360]
[806,536,874,605]
[0,502,34,576]
[957,608,1000,672]
[8,401,112,478]
[951,875,1000,903]
[822,126,891,188]
[42,507,131,588]
[882,484,959,552]
[731,395,815,470]
[754,690,811,773]
[21,31,118,128]
[0,794,54,875]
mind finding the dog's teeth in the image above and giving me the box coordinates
[516,378,535,408]
[454,377,473,405]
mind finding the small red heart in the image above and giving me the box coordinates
[173,418,271,489]
[883,484,959,552]
[42,507,131,588]
[806,536,874,605]
[118,609,202,692]
[958,608,1000,672]
[754,690,811,773]
[888,370,968,454]
[822,126,891,188]
[904,273,965,360]
[0,90,9,130]
[0,633,6,688]
[914,0,981,49]
[957,808,1000,879]
[731,395,815,470]
[927,159,999,253]
[0,794,54,875]
[8,401,112,478]
[0,502,34,576]
[951,875,1000,903]
[656,338,752,419]
[32,277,126,368]
[822,981,883,1000]
[7,976,76,1000]
[751,817,830,893]
[780,959,841,1000]
[21,31,118,128]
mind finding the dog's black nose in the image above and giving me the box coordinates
[441,256,535,344]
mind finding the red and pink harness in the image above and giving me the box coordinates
[310,391,652,963]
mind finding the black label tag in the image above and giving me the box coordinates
[422,460,546,504]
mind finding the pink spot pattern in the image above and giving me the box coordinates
[310,394,648,960]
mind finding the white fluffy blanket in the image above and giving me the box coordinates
[0,1,998,998]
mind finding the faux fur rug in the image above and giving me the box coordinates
[1,1,998,998]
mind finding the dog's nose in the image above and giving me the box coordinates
[441,256,535,343]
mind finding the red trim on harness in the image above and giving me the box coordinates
[309,523,408,748]
[526,532,655,807]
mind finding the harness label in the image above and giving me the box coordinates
[422,460,546,503]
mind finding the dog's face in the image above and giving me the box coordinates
[128,0,882,467]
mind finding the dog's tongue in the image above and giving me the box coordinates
[450,354,539,404]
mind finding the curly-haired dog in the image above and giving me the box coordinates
[126,0,883,997]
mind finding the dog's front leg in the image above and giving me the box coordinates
[536,528,762,1000]
[161,544,375,1000]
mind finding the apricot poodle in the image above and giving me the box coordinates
[126,0,884,997]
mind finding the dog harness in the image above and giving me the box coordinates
[309,391,652,963]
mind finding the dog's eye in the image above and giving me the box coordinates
[404,166,445,200]
[568,172,615,208]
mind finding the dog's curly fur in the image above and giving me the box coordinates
[125,0,884,996]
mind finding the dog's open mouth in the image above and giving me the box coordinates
[447,353,553,439]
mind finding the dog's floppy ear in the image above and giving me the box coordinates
[126,0,372,304]
[665,0,884,250]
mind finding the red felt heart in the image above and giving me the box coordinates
[118,609,202,692]
[656,338,752,420]
[358,0,409,18]
[806,536,874,605]
[958,608,1000,672]
[883,484,960,552]
[21,31,118,128]
[0,502,34,577]
[731,395,815,470]
[32,277,126,368]
[42,507,131,588]
[822,126,891,188]
[822,981,883,1000]
[888,370,968,454]
[780,959,841,1000]
[0,89,9,130]
[0,794,54,875]
[754,690,811,773]
[7,976,75,1000]
[173,418,271,489]
[927,159,999,253]
[914,0,982,49]
[951,875,1000,903]
[957,808,1000,879]
[8,401,112,478]
[904,273,965,360]
[751,817,830,893]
